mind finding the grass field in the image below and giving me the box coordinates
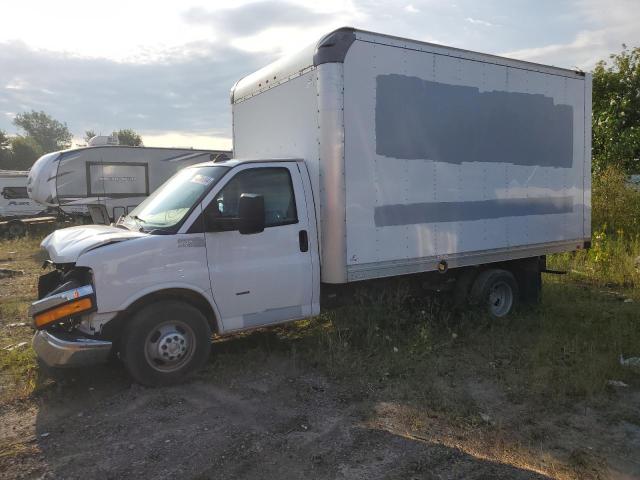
[1,232,639,478]
[0,236,42,401]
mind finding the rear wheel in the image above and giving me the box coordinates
[121,300,211,386]
[470,269,518,318]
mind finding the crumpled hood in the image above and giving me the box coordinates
[41,225,147,264]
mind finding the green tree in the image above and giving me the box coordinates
[4,136,43,170]
[592,45,640,174]
[116,128,143,147]
[13,110,72,153]
[0,129,9,150]
[0,130,12,170]
[84,130,97,143]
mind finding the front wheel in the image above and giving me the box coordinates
[470,269,518,318]
[121,300,212,386]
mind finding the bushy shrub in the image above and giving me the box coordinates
[592,164,640,235]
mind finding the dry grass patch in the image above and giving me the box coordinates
[0,236,46,402]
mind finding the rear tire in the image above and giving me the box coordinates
[121,300,211,386]
[470,269,518,318]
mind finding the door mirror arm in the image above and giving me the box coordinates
[205,215,236,232]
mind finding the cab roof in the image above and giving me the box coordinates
[187,158,301,169]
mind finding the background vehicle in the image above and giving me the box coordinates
[29,27,591,386]
[0,170,51,237]
[27,145,231,222]
[1,170,47,218]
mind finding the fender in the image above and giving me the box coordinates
[117,282,225,334]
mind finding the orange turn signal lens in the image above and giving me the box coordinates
[34,298,93,329]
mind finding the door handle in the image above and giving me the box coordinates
[299,230,309,252]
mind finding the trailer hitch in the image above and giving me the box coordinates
[541,268,567,275]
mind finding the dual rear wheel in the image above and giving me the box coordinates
[469,268,519,318]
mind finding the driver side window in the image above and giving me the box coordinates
[210,167,298,230]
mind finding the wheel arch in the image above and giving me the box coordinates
[453,256,542,304]
[101,288,221,345]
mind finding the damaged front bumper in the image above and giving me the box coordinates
[32,330,112,368]
[30,270,110,367]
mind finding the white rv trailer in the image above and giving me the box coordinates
[0,170,48,219]
[29,28,591,386]
[27,146,231,222]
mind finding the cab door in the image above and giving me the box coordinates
[203,163,314,332]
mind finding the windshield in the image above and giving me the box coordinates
[121,165,229,231]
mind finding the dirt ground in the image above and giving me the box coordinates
[1,338,639,480]
[1,238,640,479]
[0,356,584,479]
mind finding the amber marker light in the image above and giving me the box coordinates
[34,298,94,329]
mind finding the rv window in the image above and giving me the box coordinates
[209,167,298,230]
[2,186,29,199]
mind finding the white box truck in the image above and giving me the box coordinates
[29,28,591,386]
[27,145,231,222]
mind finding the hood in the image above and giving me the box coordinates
[41,225,147,264]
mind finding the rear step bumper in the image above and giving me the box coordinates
[33,330,112,368]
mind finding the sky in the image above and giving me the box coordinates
[1,0,639,150]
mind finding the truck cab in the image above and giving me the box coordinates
[31,159,319,385]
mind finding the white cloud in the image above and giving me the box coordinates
[0,40,261,141]
[465,17,493,27]
[184,1,357,55]
[0,0,358,62]
[5,82,26,90]
[230,24,346,55]
[0,1,210,62]
[138,132,232,150]
[502,0,640,70]
[2,0,640,148]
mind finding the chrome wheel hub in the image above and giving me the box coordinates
[144,321,195,372]
[488,281,513,317]
[158,332,188,362]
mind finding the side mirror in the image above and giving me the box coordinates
[238,193,265,235]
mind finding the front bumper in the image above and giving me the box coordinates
[29,284,95,326]
[33,330,112,368]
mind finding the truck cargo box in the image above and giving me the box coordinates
[231,28,591,284]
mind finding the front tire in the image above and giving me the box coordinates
[121,300,211,386]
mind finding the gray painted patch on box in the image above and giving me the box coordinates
[243,305,303,327]
[374,196,574,227]
[375,74,574,168]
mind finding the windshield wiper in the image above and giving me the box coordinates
[125,214,149,232]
